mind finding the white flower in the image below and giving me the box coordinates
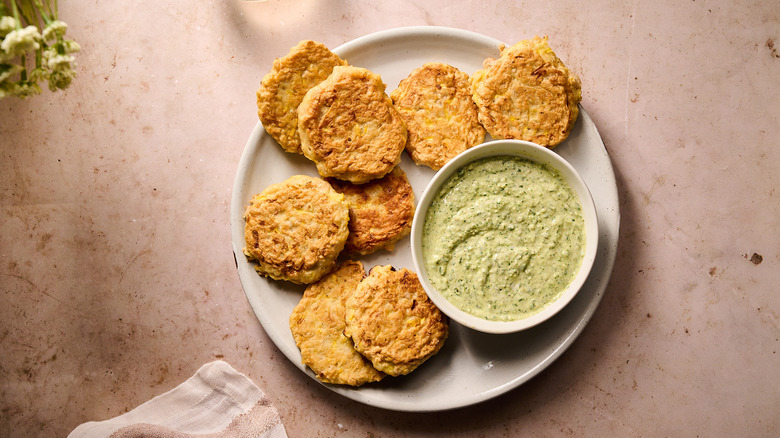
[1,25,41,57]
[48,68,75,91]
[63,39,81,53]
[42,20,67,41]
[42,46,56,61]
[43,46,74,69]
[0,63,24,82]
[12,80,41,98]
[0,5,81,99]
[47,53,75,71]
[29,66,48,82]
[0,16,18,38]
[0,81,17,98]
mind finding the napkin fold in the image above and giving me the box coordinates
[69,361,288,438]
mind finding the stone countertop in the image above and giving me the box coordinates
[1,0,778,436]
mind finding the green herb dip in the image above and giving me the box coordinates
[422,156,585,321]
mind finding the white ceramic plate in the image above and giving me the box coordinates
[230,26,620,412]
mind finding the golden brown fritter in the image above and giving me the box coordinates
[243,175,349,284]
[256,40,348,154]
[297,66,407,184]
[325,166,415,256]
[289,260,385,386]
[391,63,486,170]
[470,36,582,147]
[344,265,449,376]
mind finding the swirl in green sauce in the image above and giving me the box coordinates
[422,156,585,321]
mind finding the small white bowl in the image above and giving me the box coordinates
[410,140,599,334]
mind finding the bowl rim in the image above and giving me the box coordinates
[410,139,600,334]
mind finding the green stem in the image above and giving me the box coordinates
[14,0,38,27]
[13,0,27,25]
[32,0,51,25]
[35,42,41,67]
[4,0,58,27]
[19,53,26,80]
[9,0,21,29]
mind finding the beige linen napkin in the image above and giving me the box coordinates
[68,361,287,438]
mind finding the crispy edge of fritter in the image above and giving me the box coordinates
[470,36,582,147]
[326,166,415,256]
[289,260,385,386]
[256,40,348,154]
[391,62,485,170]
[243,175,349,284]
[344,265,449,376]
[297,65,407,184]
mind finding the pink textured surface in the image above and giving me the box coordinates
[1,0,778,436]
